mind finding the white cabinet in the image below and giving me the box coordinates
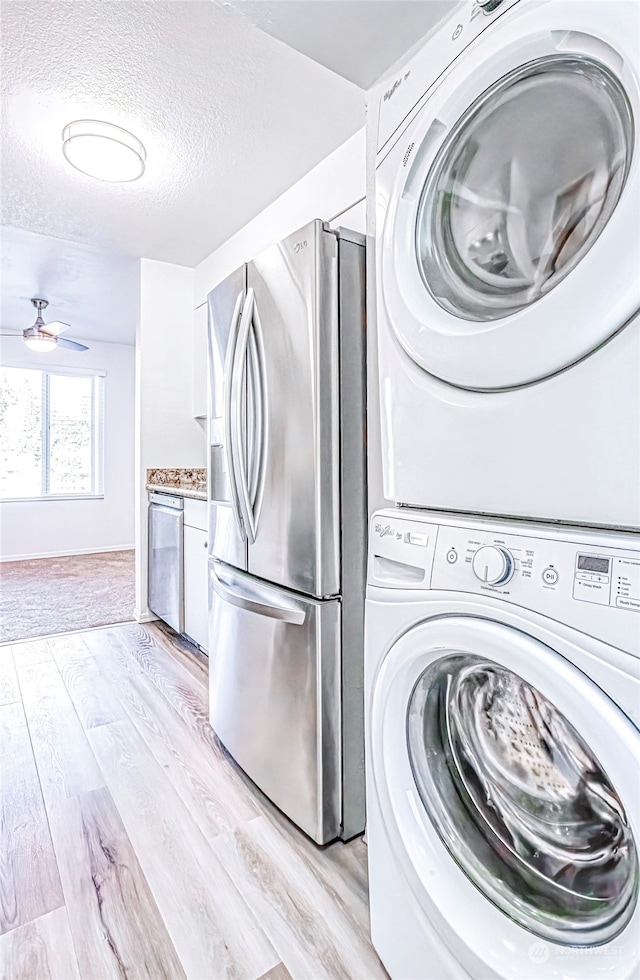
[184,497,207,532]
[184,499,208,651]
[193,303,208,420]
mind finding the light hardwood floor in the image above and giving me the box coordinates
[0,623,386,980]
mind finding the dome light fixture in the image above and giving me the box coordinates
[62,120,146,182]
[24,332,57,353]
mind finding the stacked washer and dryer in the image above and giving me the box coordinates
[365,1,640,978]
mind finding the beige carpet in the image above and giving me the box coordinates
[0,550,135,643]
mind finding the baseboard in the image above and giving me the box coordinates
[134,609,159,624]
[0,544,135,563]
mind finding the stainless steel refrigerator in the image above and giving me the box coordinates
[206,220,366,844]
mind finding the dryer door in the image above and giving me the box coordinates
[379,1,640,389]
[370,615,640,977]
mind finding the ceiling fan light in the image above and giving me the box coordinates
[24,334,57,353]
[62,120,146,182]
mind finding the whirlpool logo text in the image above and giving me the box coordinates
[374,523,395,538]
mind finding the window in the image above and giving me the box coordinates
[0,366,104,499]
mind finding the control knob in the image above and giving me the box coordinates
[477,0,506,10]
[472,545,514,586]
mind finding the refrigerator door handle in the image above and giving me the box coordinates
[223,291,246,540]
[210,562,306,625]
[232,287,257,542]
[247,300,267,538]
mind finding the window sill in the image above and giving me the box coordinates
[0,494,105,503]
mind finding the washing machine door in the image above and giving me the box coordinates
[379,1,640,389]
[371,615,640,978]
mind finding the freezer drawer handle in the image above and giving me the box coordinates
[210,568,306,625]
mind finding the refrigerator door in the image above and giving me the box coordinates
[207,266,247,571]
[208,559,342,844]
[244,220,341,598]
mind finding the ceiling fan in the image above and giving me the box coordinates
[0,298,89,352]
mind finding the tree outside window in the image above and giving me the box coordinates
[0,366,104,498]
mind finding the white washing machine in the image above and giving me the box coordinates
[365,508,640,979]
[372,0,640,529]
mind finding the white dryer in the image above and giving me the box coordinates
[365,508,640,979]
[372,0,640,529]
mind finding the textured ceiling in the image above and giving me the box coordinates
[226,1,459,89]
[0,228,139,346]
[1,0,364,267]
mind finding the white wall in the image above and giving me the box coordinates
[194,128,366,304]
[0,339,135,560]
[135,258,205,620]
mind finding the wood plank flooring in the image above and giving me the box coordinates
[0,624,385,980]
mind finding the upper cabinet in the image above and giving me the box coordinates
[193,303,208,420]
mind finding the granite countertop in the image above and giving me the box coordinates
[146,468,207,501]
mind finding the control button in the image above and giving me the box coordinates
[446,549,458,565]
[542,567,559,586]
[472,546,514,586]
[576,572,610,584]
[616,597,640,611]
[477,0,505,10]
[407,531,429,547]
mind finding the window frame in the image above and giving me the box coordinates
[0,362,106,502]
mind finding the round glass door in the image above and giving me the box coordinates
[416,55,634,321]
[407,654,639,946]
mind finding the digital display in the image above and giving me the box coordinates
[578,554,610,573]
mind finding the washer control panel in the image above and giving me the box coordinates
[574,553,640,611]
[369,511,640,618]
[431,523,550,597]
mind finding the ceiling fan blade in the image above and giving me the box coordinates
[0,331,23,337]
[44,320,71,335]
[56,336,89,352]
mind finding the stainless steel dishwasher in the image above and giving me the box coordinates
[148,492,184,632]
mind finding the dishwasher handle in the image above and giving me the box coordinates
[148,492,184,509]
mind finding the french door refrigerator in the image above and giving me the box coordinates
[207,220,366,844]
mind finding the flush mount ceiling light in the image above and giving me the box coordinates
[62,120,146,182]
